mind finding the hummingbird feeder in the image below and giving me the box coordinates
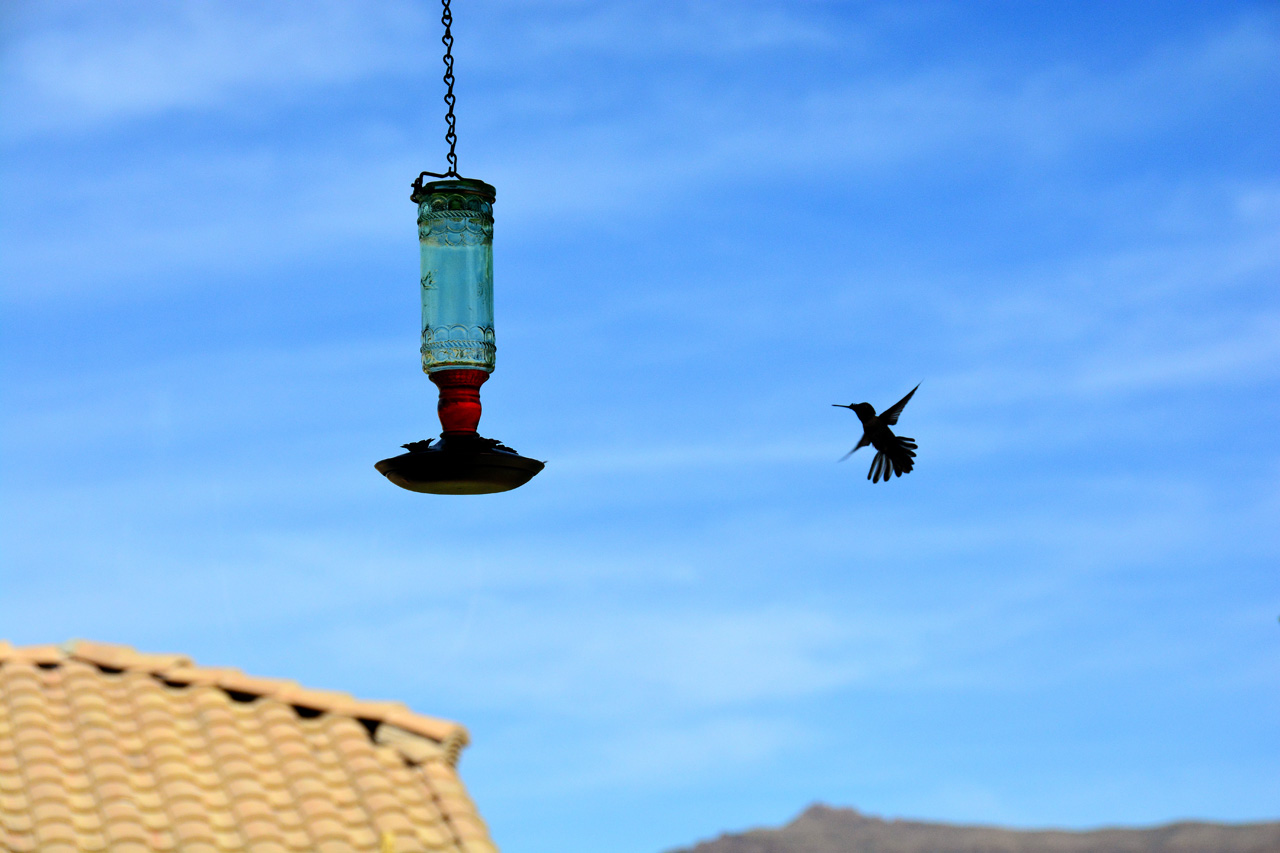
[375,0,544,495]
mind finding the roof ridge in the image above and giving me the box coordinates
[1,639,469,759]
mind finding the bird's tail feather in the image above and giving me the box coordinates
[868,451,893,483]
[868,436,917,483]
[868,452,883,482]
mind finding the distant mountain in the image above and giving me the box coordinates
[670,805,1280,853]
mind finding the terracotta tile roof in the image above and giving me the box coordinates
[0,640,498,853]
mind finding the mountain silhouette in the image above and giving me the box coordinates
[667,804,1280,853]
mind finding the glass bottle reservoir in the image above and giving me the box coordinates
[414,178,496,374]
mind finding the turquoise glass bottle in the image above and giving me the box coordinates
[413,178,497,374]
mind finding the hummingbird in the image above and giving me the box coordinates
[833,384,919,483]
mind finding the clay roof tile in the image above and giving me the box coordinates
[3,645,63,665]
[65,640,194,673]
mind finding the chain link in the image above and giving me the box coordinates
[440,0,459,177]
[414,0,464,192]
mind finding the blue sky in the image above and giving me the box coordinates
[2,2,1277,851]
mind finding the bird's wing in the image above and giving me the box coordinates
[839,431,873,462]
[879,384,919,426]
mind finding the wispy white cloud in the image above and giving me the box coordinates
[5,9,1274,304]
[581,716,811,788]
[331,601,879,712]
[2,0,429,135]
[1,0,846,138]
[1071,311,1280,394]
[481,0,838,61]
[0,138,417,303]
[489,14,1280,208]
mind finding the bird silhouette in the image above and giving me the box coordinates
[833,384,919,483]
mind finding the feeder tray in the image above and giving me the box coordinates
[376,435,544,495]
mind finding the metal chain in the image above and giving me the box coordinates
[440,0,459,177]
[414,0,463,191]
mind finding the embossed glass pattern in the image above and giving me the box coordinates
[416,179,496,373]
